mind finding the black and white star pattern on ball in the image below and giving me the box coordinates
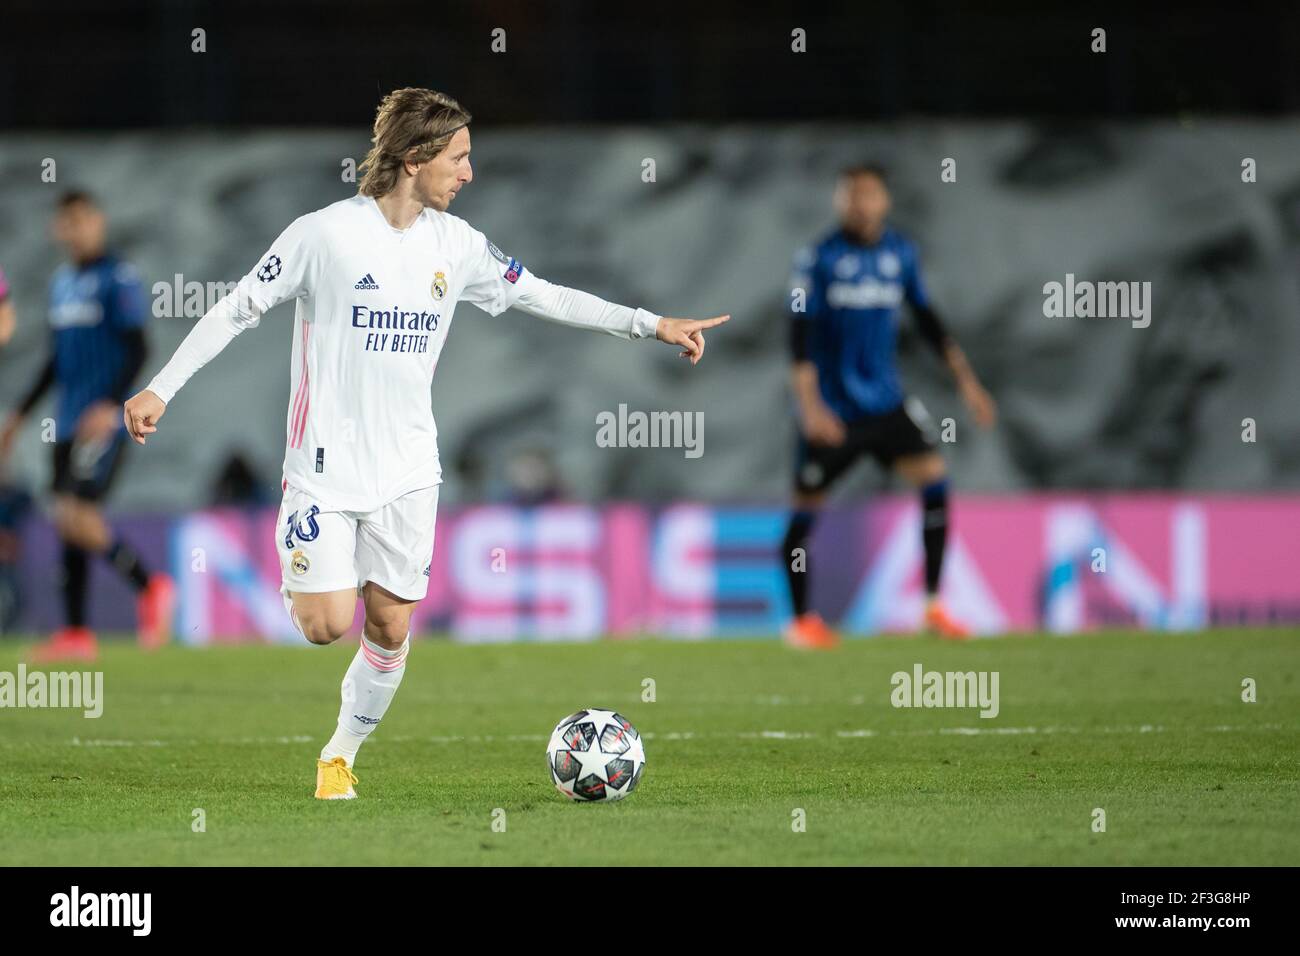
[547,708,645,801]
[256,254,282,283]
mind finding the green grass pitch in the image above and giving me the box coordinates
[1,630,1296,866]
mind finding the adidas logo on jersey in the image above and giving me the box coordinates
[354,273,380,290]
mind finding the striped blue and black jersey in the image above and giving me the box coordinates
[47,254,147,433]
[789,227,931,419]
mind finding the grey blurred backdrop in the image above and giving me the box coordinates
[2,120,1299,510]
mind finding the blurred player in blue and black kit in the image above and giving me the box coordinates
[0,191,174,661]
[782,165,996,648]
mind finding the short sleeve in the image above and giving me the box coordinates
[790,245,823,320]
[238,214,320,315]
[0,266,9,301]
[457,224,527,317]
[902,241,931,311]
[107,261,148,329]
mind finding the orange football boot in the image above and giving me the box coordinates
[28,626,99,663]
[137,573,176,649]
[924,601,971,640]
[784,612,841,649]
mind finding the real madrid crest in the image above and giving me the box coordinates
[291,550,310,575]
[431,271,448,301]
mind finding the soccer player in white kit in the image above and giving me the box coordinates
[123,88,729,799]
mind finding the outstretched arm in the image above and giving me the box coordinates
[513,274,728,365]
[125,215,316,444]
[123,291,262,444]
[461,228,728,364]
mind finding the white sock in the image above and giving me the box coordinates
[320,633,409,768]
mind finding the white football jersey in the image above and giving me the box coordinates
[147,194,660,512]
[238,195,533,512]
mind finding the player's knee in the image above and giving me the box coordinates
[296,609,351,646]
[899,453,946,486]
[364,616,409,649]
[52,500,83,540]
[299,625,332,646]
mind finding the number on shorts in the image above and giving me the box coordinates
[284,505,322,549]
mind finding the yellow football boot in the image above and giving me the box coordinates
[315,757,358,800]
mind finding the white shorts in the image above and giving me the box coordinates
[276,482,440,602]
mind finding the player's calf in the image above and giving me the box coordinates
[314,631,410,793]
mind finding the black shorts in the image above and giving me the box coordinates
[794,398,938,494]
[51,432,127,502]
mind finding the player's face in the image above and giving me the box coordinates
[835,173,891,240]
[415,127,473,212]
[52,201,107,261]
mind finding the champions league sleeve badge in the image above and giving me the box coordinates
[257,254,282,283]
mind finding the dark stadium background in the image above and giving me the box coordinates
[3,0,1298,126]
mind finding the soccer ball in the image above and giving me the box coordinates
[546,708,646,802]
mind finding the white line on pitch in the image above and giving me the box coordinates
[35,722,1287,748]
